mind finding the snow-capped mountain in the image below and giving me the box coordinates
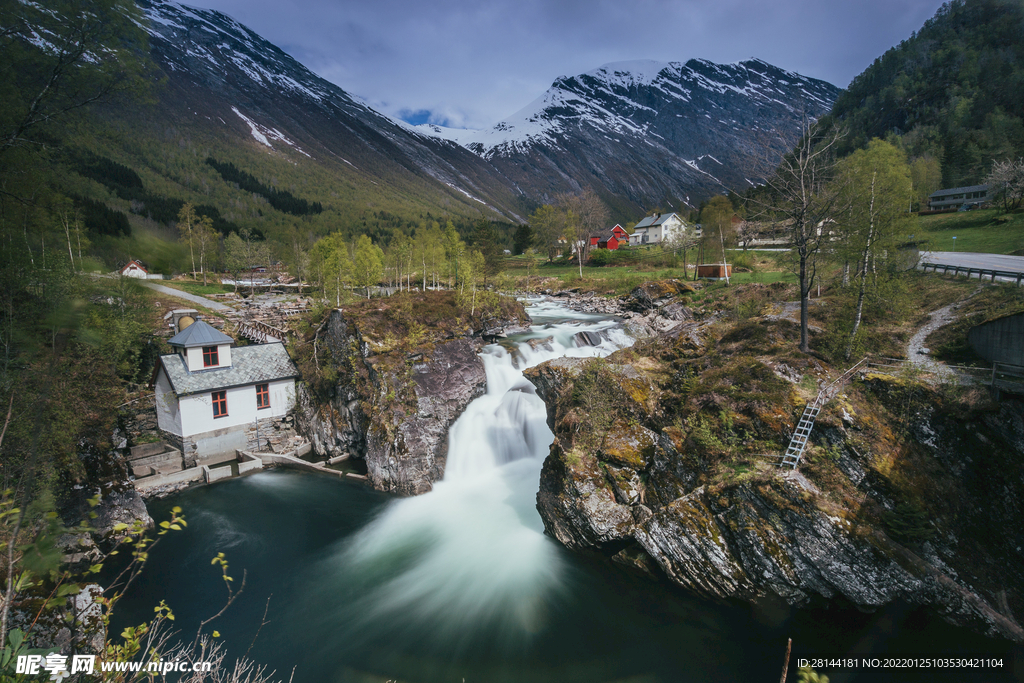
[419,59,840,208]
[127,1,838,221]
[133,0,527,220]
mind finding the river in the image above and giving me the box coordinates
[111,299,1020,682]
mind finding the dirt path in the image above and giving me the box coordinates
[142,282,232,311]
[764,300,823,332]
[905,287,981,380]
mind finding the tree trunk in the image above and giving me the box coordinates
[845,171,877,360]
[799,243,810,354]
[189,231,196,280]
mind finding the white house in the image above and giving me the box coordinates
[152,319,299,463]
[629,213,692,245]
[120,259,149,278]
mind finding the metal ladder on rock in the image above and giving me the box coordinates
[779,357,868,470]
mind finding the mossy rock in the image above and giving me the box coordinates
[600,420,657,469]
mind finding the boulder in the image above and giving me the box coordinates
[573,330,603,347]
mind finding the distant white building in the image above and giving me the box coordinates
[629,213,692,245]
[120,259,149,278]
[152,319,299,463]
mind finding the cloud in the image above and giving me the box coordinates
[195,0,945,130]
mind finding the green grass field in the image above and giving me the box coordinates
[502,249,796,294]
[915,208,1024,254]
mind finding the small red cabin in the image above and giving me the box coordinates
[589,225,630,250]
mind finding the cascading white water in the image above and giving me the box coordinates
[333,298,633,645]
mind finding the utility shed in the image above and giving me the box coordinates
[152,319,299,464]
[967,312,1024,367]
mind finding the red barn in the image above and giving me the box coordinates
[589,224,630,250]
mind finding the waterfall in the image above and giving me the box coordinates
[320,299,634,648]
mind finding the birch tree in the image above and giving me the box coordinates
[195,214,216,285]
[836,139,913,359]
[177,203,198,278]
[558,189,610,276]
[529,204,566,262]
[353,235,383,298]
[441,220,464,288]
[987,157,1024,212]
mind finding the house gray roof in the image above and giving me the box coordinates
[634,212,682,229]
[167,319,234,348]
[929,184,990,198]
[158,343,299,396]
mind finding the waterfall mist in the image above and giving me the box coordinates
[307,299,634,652]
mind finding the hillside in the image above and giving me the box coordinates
[828,0,1024,188]
[58,0,534,270]
[419,59,839,216]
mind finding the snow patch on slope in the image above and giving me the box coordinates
[231,107,310,156]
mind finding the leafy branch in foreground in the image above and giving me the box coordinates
[0,501,280,683]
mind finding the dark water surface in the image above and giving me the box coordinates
[110,471,1022,683]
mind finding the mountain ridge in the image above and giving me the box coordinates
[83,0,842,237]
[413,56,840,210]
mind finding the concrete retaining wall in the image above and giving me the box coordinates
[134,466,204,490]
[202,463,233,483]
[238,451,263,474]
[968,312,1024,366]
[243,447,366,482]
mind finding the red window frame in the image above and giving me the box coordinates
[256,383,270,410]
[203,346,219,367]
[212,390,227,418]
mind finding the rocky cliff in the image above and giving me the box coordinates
[525,290,1024,642]
[294,291,529,495]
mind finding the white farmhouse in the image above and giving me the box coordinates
[120,259,149,278]
[152,319,299,464]
[629,213,691,245]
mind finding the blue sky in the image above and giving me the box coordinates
[193,0,945,130]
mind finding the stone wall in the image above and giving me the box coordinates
[243,413,306,454]
[119,393,160,446]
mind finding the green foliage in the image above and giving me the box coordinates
[71,194,131,237]
[832,139,915,358]
[910,155,943,210]
[469,220,504,281]
[0,0,152,157]
[797,665,830,683]
[529,204,568,262]
[67,149,144,196]
[884,499,936,545]
[206,157,322,216]
[512,224,534,255]
[80,276,157,383]
[700,195,736,260]
[567,359,624,450]
[588,248,612,266]
[352,235,384,294]
[829,0,1024,186]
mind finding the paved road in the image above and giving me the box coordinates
[142,282,232,311]
[920,251,1024,272]
[919,251,1024,285]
